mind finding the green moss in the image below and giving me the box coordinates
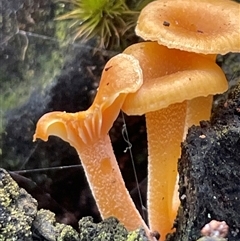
[54,0,154,49]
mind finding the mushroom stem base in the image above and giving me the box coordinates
[77,134,151,235]
[146,102,187,240]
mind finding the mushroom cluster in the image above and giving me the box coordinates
[33,0,240,240]
[122,0,240,239]
[122,42,228,239]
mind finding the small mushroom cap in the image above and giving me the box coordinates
[122,42,228,115]
[33,53,143,144]
[93,53,143,107]
[136,0,240,54]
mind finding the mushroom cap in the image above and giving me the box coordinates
[122,42,228,115]
[33,53,143,144]
[93,53,143,109]
[136,0,240,54]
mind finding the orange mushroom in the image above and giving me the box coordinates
[136,0,240,54]
[122,42,228,240]
[33,53,154,237]
[126,1,240,239]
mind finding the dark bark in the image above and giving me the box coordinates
[169,81,240,241]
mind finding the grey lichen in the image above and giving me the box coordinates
[78,216,128,241]
[0,168,150,240]
[33,209,80,241]
[0,168,37,241]
[127,228,150,241]
[78,216,150,241]
[56,223,81,241]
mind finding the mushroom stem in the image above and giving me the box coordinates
[147,95,214,239]
[185,95,213,136]
[79,134,151,231]
[146,102,187,238]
